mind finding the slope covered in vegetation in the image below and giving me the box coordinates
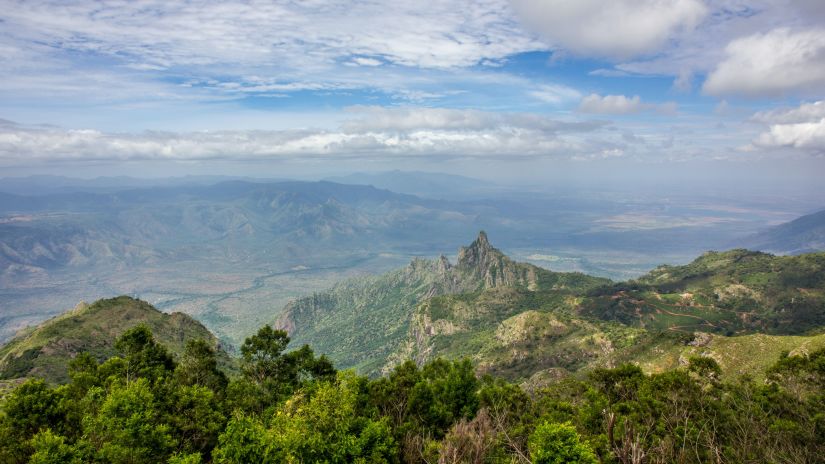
[0,323,822,463]
[582,249,825,334]
[278,234,825,382]
[277,232,609,374]
[0,296,226,383]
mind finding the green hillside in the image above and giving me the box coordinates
[278,235,825,383]
[582,249,825,334]
[277,232,609,373]
[0,296,226,383]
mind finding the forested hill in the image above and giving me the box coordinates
[0,296,227,383]
[583,249,825,334]
[0,319,822,463]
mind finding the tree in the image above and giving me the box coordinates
[212,413,269,464]
[28,429,89,464]
[84,378,174,463]
[437,408,496,464]
[175,339,228,394]
[114,325,176,383]
[3,379,65,438]
[528,422,598,464]
[215,372,397,463]
[408,358,479,437]
[236,325,336,410]
[170,385,226,458]
[240,325,290,385]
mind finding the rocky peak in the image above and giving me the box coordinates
[436,254,451,274]
[456,231,538,290]
[457,231,499,269]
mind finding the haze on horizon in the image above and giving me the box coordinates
[0,0,823,189]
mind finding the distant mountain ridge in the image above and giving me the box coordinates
[324,170,494,199]
[737,208,825,254]
[0,180,469,274]
[0,174,284,196]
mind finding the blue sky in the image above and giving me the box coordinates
[0,0,824,182]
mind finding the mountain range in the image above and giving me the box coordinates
[1,232,823,389]
[277,232,825,384]
[1,175,823,351]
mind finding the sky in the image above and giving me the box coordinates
[0,0,824,185]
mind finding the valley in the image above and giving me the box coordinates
[1,174,823,353]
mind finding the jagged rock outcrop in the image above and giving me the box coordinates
[275,231,619,377]
[456,231,539,290]
[277,232,553,373]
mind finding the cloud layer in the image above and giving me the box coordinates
[1,0,824,171]
[2,0,540,70]
[0,108,622,164]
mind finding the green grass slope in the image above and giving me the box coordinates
[0,296,224,383]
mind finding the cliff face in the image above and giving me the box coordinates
[456,231,539,290]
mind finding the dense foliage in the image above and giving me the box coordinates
[1,324,823,463]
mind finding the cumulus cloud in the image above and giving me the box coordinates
[0,108,617,164]
[750,101,825,154]
[509,0,707,59]
[751,101,825,124]
[590,0,825,89]
[577,94,677,115]
[703,28,825,97]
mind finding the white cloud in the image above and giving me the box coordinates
[0,0,541,71]
[341,106,607,133]
[577,94,677,115]
[509,0,707,59]
[579,95,644,114]
[529,84,583,105]
[703,28,825,97]
[753,119,825,152]
[342,107,497,132]
[0,108,618,164]
[749,101,825,154]
[751,101,825,124]
[592,0,825,89]
[347,57,383,67]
